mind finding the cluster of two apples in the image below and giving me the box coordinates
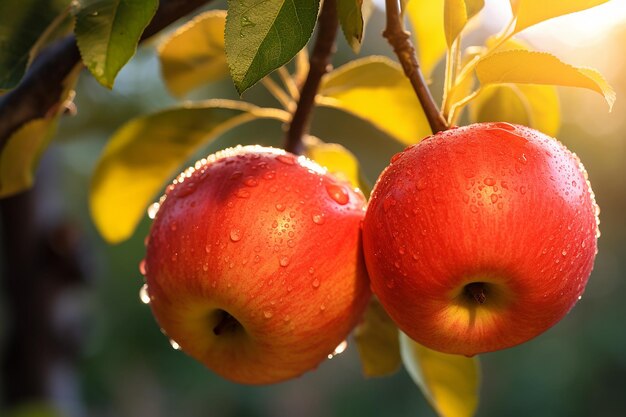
[143,123,599,384]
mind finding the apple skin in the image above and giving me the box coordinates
[143,145,370,384]
[362,122,599,356]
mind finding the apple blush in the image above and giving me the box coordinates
[362,122,599,356]
[143,145,370,384]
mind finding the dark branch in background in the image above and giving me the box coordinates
[0,0,213,150]
[284,0,339,155]
[383,0,448,134]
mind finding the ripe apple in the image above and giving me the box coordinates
[362,122,599,356]
[143,145,370,384]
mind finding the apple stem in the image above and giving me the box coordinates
[284,0,339,155]
[465,282,487,304]
[383,0,449,134]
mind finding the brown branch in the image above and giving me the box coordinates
[383,0,448,134]
[284,0,339,155]
[0,0,214,151]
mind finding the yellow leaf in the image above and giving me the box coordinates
[470,84,560,136]
[0,119,57,197]
[400,332,480,417]
[354,298,401,377]
[475,50,615,110]
[318,56,431,145]
[510,0,609,34]
[303,136,369,194]
[406,0,446,78]
[90,100,289,243]
[444,0,467,47]
[158,10,228,97]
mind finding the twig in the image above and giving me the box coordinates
[0,0,214,151]
[383,0,448,133]
[284,0,338,155]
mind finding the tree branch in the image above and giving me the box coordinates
[383,0,448,134]
[284,0,339,155]
[0,0,214,150]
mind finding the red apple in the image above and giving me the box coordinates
[143,145,370,384]
[362,122,599,356]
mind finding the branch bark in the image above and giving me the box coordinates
[284,0,339,155]
[0,0,214,150]
[383,0,448,134]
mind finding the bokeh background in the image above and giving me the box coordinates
[1,1,625,416]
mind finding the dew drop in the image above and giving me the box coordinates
[325,184,349,205]
[244,177,258,187]
[275,203,285,212]
[484,177,496,186]
[147,202,160,219]
[309,267,315,274]
[139,259,147,276]
[328,340,348,359]
[236,189,250,198]
[520,186,527,195]
[280,257,290,267]
[312,212,325,224]
[139,284,150,304]
[169,339,181,350]
[416,180,427,191]
[230,229,242,242]
[320,304,326,311]
[202,263,209,271]
[562,250,567,256]
[312,278,320,288]
[490,194,498,203]
[277,154,295,165]
[263,310,273,319]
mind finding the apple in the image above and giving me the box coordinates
[362,122,599,356]
[142,145,370,384]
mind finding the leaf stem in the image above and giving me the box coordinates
[261,77,295,111]
[277,66,300,100]
[383,0,448,134]
[284,0,338,155]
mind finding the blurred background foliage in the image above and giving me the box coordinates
[1,1,625,416]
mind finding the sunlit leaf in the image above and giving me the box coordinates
[475,50,615,110]
[0,0,71,90]
[158,10,228,97]
[406,0,446,78]
[470,84,560,136]
[318,56,431,145]
[74,0,158,88]
[354,298,401,377]
[303,136,370,195]
[400,332,480,417]
[444,0,466,47]
[225,0,319,94]
[0,66,79,197]
[510,0,609,34]
[337,0,373,53]
[90,100,290,243]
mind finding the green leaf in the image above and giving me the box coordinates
[318,56,431,145]
[74,0,159,88]
[0,66,79,197]
[510,0,609,34]
[0,0,71,90]
[303,136,371,195]
[476,50,615,110]
[225,0,320,94]
[406,0,446,78]
[444,0,484,47]
[337,0,373,53]
[354,298,401,377]
[158,10,228,97]
[470,84,560,136]
[90,100,290,243]
[400,332,480,417]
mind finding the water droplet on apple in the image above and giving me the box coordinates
[562,250,567,256]
[139,284,150,304]
[470,205,478,213]
[264,170,276,180]
[312,211,325,224]
[327,340,348,359]
[320,304,326,311]
[177,181,197,198]
[312,279,320,288]
[484,177,496,186]
[490,194,498,203]
[518,154,527,164]
[147,202,160,219]
[236,189,250,198]
[276,203,285,212]
[325,184,349,205]
[171,253,178,262]
[202,263,209,271]
[244,177,258,187]
[139,259,147,275]
[279,257,289,267]
[309,267,315,274]
[493,122,516,131]
[263,310,273,319]
[169,339,181,350]
[520,186,527,195]
[230,229,242,242]
[277,154,295,165]
[416,180,427,191]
